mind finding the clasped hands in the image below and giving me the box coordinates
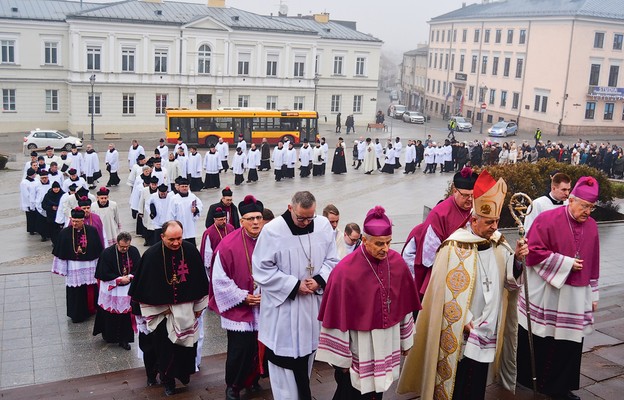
[244,293,261,306]
[298,278,320,295]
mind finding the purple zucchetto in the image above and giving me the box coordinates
[363,206,392,236]
[571,176,599,203]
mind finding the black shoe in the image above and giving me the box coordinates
[248,382,262,392]
[40,237,48,242]
[147,377,158,387]
[164,383,176,396]
[226,387,241,400]
[29,232,36,236]
[556,391,581,400]
[119,342,131,351]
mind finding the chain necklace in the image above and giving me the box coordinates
[162,242,185,286]
[566,206,584,259]
[297,233,314,276]
[241,229,258,290]
[216,224,230,240]
[115,247,128,276]
[476,250,492,292]
[360,246,392,313]
[72,228,87,255]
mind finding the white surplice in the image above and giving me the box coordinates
[166,192,203,240]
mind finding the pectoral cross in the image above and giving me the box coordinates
[306,262,314,277]
[386,297,391,313]
[177,260,189,283]
[79,234,87,248]
[483,276,492,292]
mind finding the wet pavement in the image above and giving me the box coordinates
[0,120,624,399]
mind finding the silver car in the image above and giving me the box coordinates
[23,129,83,151]
[488,121,518,137]
[402,111,425,124]
[451,116,472,132]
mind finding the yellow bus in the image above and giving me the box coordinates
[165,108,318,146]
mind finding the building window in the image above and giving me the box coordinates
[45,89,58,112]
[487,114,493,123]
[478,87,486,103]
[237,95,249,107]
[266,96,277,110]
[294,57,305,78]
[484,29,490,43]
[428,52,432,68]
[155,94,167,115]
[2,89,15,111]
[459,54,465,72]
[515,58,523,78]
[87,46,101,71]
[471,55,477,73]
[1,40,15,63]
[441,30,445,42]
[594,32,605,48]
[604,103,614,120]
[585,102,596,119]
[512,92,520,109]
[122,48,135,72]
[198,44,211,74]
[237,53,250,75]
[468,85,474,101]
[293,96,304,110]
[443,82,447,96]
[437,80,441,94]
[353,95,362,113]
[122,94,135,115]
[467,110,472,119]
[331,95,341,112]
[450,54,455,71]
[427,79,430,92]
[453,29,457,42]
[434,53,438,69]
[589,64,601,85]
[333,56,344,75]
[88,93,101,115]
[615,34,624,50]
[500,90,507,107]
[462,29,467,42]
[431,30,435,42]
[266,54,278,77]
[355,57,366,76]
[608,65,619,87]
[495,29,502,44]
[315,54,319,75]
[436,30,440,42]
[44,42,58,65]
[476,112,482,121]
[444,54,448,70]
[474,29,480,43]
[534,95,548,113]
[507,29,514,44]
[489,89,496,105]
[481,56,488,74]
[155,49,168,73]
[503,57,511,77]
[492,56,499,75]
[519,29,527,44]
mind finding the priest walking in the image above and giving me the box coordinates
[252,191,339,399]
[129,220,209,396]
[317,206,421,399]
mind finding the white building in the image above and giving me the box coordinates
[400,45,428,111]
[425,0,624,136]
[0,0,382,135]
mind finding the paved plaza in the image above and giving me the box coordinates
[1,121,624,399]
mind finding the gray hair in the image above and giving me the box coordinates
[117,231,132,243]
[291,191,316,209]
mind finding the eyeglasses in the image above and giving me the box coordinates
[293,211,316,223]
[241,216,263,221]
[578,202,596,212]
[456,190,474,199]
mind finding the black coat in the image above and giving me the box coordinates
[205,202,240,229]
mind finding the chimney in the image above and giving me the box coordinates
[208,0,226,7]
[313,12,330,24]
[462,2,466,7]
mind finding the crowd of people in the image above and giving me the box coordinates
[16,132,603,400]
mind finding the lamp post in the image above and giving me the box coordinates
[313,74,320,111]
[479,85,488,135]
[89,74,96,141]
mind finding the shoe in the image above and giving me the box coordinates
[118,342,131,351]
[555,391,581,400]
[248,382,262,392]
[40,237,48,242]
[164,383,176,396]
[226,387,241,400]
[364,171,371,175]
[403,172,408,174]
[106,184,111,187]
[147,377,158,387]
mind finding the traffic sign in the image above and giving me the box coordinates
[481,102,487,109]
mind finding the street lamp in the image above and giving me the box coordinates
[479,85,488,135]
[89,74,96,141]
[313,74,320,111]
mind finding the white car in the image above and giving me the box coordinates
[488,121,518,137]
[450,116,472,132]
[392,104,407,119]
[402,111,425,124]
[24,129,83,151]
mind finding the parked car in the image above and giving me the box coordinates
[392,104,407,119]
[402,111,425,124]
[450,116,472,132]
[488,121,518,137]
[24,129,83,151]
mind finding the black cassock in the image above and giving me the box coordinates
[93,244,141,344]
[129,241,209,387]
[331,147,347,174]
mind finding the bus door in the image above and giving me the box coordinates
[232,118,252,144]
[178,117,199,144]
[301,118,318,142]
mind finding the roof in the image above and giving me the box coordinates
[431,0,624,23]
[0,0,378,40]
[404,46,428,56]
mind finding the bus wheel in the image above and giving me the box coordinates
[282,135,294,143]
[206,135,219,147]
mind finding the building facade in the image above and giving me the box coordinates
[425,0,624,136]
[0,0,382,135]
[400,45,428,111]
